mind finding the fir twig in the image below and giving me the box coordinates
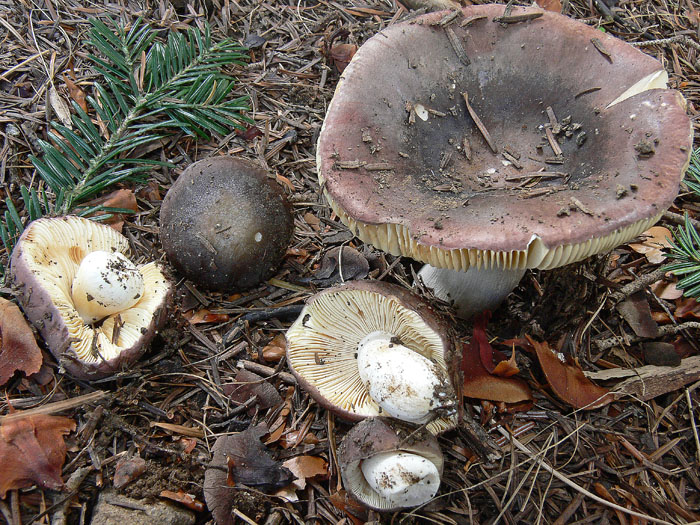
[666,148,700,298]
[1,17,250,258]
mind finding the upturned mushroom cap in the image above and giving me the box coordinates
[9,216,171,379]
[160,156,294,292]
[286,280,458,434]
[317,4,693,272]
[338,417,444,512]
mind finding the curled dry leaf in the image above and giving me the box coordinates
[160,489,205,512]
[48,86,72,128]
[616,291,659,338]
[533,0,562,12]
[309,246,369,286]
[113,456,147,489]
[0,411,76,497]
[262,334,287,363]
[462,334,532,405]
[473,312,520,377]
[62,75,88,113]
[329,43,357,73]
[223,369,282,413]
[526,335,613,410]
[204,424,292,525]
[281,455,329,490]
[650,279,683,300]
[0,297,43,386]
[184,308,230,324]
[628,226,673,264]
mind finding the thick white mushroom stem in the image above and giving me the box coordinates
[357,331,455,424]
[71,251,145,323]
[361,451,440,508]
[418,264,527,319]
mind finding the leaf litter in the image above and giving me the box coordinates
[0,0,699,524]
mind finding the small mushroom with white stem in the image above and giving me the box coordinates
[286,280,458,435]
[338,417,444,512]
[10,216,171,379]
[316,4,693,318]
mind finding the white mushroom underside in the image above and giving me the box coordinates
[360,451,440,508]
[19,217,169,362]
[322,192,663,272]
[287,289,448,418]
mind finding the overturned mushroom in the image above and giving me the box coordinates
[338,417,444,512]
[316,4,693,318]
[286,280,458,434]
[10,216,171,379]
[160,157,294,292]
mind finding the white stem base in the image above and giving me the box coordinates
[418,264,527,319]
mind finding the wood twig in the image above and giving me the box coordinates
[462,92,498,154]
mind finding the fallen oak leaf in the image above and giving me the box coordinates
[0,298,43,386]
[526,335,613,410]
[0,410,76,497]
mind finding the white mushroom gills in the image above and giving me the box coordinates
[360,451,440,508]
[356,330,453,424]
[71,251,145,323]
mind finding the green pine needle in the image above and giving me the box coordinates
[1,17,250,259]
[667,147,700,298]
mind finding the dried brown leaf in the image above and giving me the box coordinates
[223,369,282,412]
[281,455,329,489]
[0,412,76,497]
[204,424,292,525]
[462,336,532,404]
[62,75,88,113]
[617,291,659,338]
[0,298,43,386]
[527,335,613,409]
[628,226,673,264]
[534,0,562,12]
[48,86,72,128]
[113,456,147,489]
[329,43,357,73]
[160,489,205,512]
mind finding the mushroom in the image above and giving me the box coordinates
[9,216,171,379]
[286,280,458,434]
[160,156,294,292]
[316,4,693,318]
[338,417,444,511]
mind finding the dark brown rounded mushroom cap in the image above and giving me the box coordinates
[9,216,172,380]
[338,417,444,512]
[160,157,294,291]
[286,280,459,435]
[318,4,693,272]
